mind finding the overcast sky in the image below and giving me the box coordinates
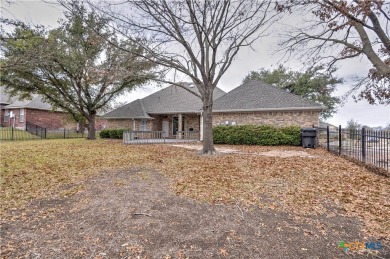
[1,0,389,128]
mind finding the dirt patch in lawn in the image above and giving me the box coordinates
[170,144,316,157]
[1,168,388,258]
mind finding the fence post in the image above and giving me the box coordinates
[36,125,38,135]
[26,123,28,131]
[64,128,66,139]
[362,127,366,162]
[338,125,342,155]
[45,128,47,139]
[326,126,330,151]
[11,126,14,141]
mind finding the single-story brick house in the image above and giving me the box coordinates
[1,86,78,130]
[103,80,323,140]
[1,86,108,131]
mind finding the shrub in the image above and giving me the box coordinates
[116,129,124,139]
[99,129,127,139]
[213,125,302,146]
[99,129,110,138]
[109,129,118,139]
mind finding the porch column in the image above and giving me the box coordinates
[200,113,203,141]
[178,113,183,139]
[132,119,136,130]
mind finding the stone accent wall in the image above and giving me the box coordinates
[184,114,200,131]
[106,119,136,130]
[105,119,155,131]
[213,110,320,128]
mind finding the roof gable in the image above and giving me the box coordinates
[104,99,153,119]
[0,86,16,105]
[213,80,323,111]
[4,95,53,110]
[1,86,53,110]
[104,83,226,118]
[142,84,225,114]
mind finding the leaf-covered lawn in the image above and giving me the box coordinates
[0,139,389,240]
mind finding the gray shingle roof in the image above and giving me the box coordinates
[1,89,53,110]
[103,99,153,119]
[213,80,323,112]
[142,84,225,114]
[6,95,52,110]
[104,83,226,118]
[0,86,15,104]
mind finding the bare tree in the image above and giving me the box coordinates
[95,0,280,154]
[281,0,389,105]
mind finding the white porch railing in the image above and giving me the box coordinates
[123,130,200,144]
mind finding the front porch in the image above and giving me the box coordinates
[150,114,202,140]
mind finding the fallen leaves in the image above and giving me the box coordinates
[0,139,389,240]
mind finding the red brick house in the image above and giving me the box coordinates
[0,87,72,129]
[103,81,323,140]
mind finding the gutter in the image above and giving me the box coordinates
[212,106,324,113]
[103,116,155,120]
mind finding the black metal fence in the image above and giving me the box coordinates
[317,126,389,173]
[26,122,47,139]
[0,122,85,141]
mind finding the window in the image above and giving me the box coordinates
[140,120,148,131]
[4,110,9,122]
[19,109,24,122]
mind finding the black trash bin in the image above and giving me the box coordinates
[301,128,317,148]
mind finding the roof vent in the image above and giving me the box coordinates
[188,83,195,88]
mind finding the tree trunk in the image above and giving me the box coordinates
[202,92,215,154]
[87,114,96,140]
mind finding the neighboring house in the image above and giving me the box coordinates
[0,87,72,129]
[104,80,323,139]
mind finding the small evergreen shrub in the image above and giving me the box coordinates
[99,129,110,138]
[213,125,302,146]
[116,129,124,139]
[109,129,119,139]
[99,129,128,139]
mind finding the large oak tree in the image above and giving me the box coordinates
[0,3,155,139]
[97,0,281,154]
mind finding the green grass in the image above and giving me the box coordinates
[0,127,40,140]
[46,131,84,139]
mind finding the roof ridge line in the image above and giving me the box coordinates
[138,98,148,117]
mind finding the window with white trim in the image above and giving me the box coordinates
[19,108,25,122]
[4,110,9,122]
[140,120,148,131]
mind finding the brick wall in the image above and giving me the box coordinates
[184,114,200,131]
[105,119,155,131]
[213,110,320,128]
[26,109,73,129]
[1,108,26,128]
[106,114,201,138]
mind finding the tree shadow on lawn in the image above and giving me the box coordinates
[1,168,388,258]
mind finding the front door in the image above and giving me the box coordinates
[162,120,169,137]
